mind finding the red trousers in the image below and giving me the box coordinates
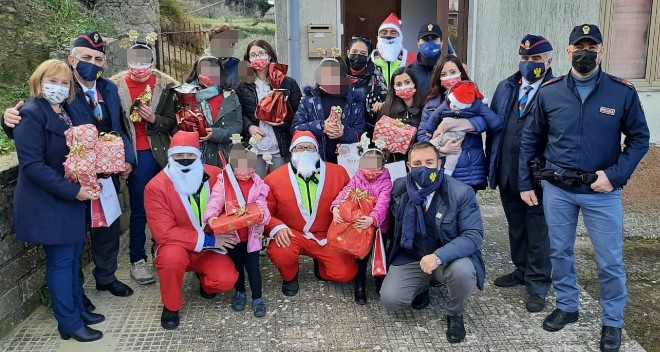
[155,245,238,311]
[267,233,357,282]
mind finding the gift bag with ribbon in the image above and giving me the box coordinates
[371,228,387,276]
[328,189,376,259]
[174,84,209,137]
[91,177,122,228]
[95,132,126,174]
[211,165,263,234]
[254,64,294,124]
[63,124,101,196]
[373,115,417,155]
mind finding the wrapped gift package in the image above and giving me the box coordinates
[95,132,126,174]
[211,203,263,235]
[373,115,417,155]
[327,189,376,259]
[64,124,101,196]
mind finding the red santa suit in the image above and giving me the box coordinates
[264,132,355,283]
[145,132,238,312]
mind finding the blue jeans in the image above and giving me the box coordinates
[43,242,85,333]
[542,181,627,327]
[126,150,161,263]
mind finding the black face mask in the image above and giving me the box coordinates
[175,158,196,172]
[348,54,368,70]
[572,50,598,74]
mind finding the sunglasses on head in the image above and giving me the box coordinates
[351,35,372,43]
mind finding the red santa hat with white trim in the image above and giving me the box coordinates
[447,81,484,110]
[168,131,202,158]
[289,130,319,152]
[379,13,403,36]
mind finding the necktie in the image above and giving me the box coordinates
[518,85,533,117]
[85,89,102,121]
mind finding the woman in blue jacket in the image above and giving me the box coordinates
[291,58,365,163]
[13,60,104,342]
[418,56,502,190]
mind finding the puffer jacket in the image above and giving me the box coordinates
[111,70,179,168]
[331,167,392,233]
[418,96,502,188]
[291,86,366,162]
[203,170,271,253]
[236,65,302,158]
[202,90,244,167]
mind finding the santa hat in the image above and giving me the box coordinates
[168,131,202,158]
[289,130,319,152]
[379,13,402,36]
[447,81,484,110]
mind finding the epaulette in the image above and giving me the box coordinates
[541,75,564,87]
[610,75,634,89]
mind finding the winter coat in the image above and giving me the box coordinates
[346,61,388,136]
[13,98,91,245]
[418,96,502,188]
[203,170,272,253]
[202,90,243,167]
[331,167,392,233]
[291,86,366,162]
[111,70,179,168]
[407,53,437,100]
[236,66,302,158]
[388,176,485,290]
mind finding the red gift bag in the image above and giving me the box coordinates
[371,229,387,277]
[373,115,417,155]
[174,85,209,137]
[328,189,376,259]
[255,89,293,124]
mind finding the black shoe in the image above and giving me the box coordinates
[313,259,327,281]
[600,326,622,352]
[160,307,179,330]
[282,273,299,296]
[411,288,430,310]
[96,280,134,297]
[81,310,105,325]
[542,308,579,332]
[493,273,524,288]
[82,294,96,312]
[354,283,367,305]
[446,314,466,343]
[526,293,546,313]
[60,326,103,342]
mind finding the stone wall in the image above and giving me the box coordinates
[0,153,130,339]
[86,0,161,36]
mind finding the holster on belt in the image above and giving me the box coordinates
[534,162,598,187]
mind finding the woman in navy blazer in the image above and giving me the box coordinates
[13,60,105,342]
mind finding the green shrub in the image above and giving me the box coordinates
[43,0,115,52]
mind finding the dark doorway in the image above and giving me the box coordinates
[341,0,401,52]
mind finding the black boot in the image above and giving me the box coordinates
[82,294,96,312]
[354,257,369,305]
[81,310,105,325]
[60,326,103,342]
[282,271,299,296]
[600,326,622,352]
[446,314,466,343]
[160,307,180,330]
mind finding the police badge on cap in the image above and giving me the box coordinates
[569,24,602,45]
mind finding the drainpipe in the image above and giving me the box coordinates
[287,0,301,82]
[468,0,478,80]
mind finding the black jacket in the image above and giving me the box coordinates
[236,76,302,157]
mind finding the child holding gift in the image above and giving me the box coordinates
[331,135,392,305]
[204,136,271,317]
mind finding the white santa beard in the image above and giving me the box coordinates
[291,151,320,179]
[377,36,403,62]
[167,157,205,196]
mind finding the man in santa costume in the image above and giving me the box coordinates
[371,12,417,84]
[265,131,355,296]
[144,131,239,330]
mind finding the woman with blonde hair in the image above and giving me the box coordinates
[13,59,104,342]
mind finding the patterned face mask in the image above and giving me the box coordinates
[234,168,255,181]
[394,85,416,100]
[42,83,69,105]
[361,168,384,181]
[440,74,461,90]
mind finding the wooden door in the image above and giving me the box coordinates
[341,0,401,52]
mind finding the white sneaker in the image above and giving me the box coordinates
[130,259,156,285]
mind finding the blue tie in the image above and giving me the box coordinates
[518,85,533,117]
[85,89,102,121]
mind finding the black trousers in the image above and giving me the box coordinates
[228,242,262,300]
[80,220,121,286]
[499,184,552,295]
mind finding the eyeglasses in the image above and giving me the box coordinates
[293,145,317,152]
[249,52,270,60]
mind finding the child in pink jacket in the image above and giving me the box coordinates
[331,147,392,305]
[204,144,271,318]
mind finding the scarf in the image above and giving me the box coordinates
[401,172,443,249]
[195,85,221,125]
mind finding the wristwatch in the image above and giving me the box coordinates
[435,255,442,266]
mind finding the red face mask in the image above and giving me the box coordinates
[361,168,384,181]
[394,86,416,100]
[234,168,255,181]
[441,74,461,90]
[198,74,213,88]
[128,66,152,80]
[250,58,270,72]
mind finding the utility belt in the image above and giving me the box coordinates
[533,161,597,187]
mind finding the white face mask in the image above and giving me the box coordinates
[42,83,69,105]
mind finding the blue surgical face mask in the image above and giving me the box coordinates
[519,60,547,82]
[410,166,441,188]
[75,60,104,81]
[419,40,441,61]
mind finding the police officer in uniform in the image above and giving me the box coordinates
[487,34,554,313]
[519,24,649,352]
